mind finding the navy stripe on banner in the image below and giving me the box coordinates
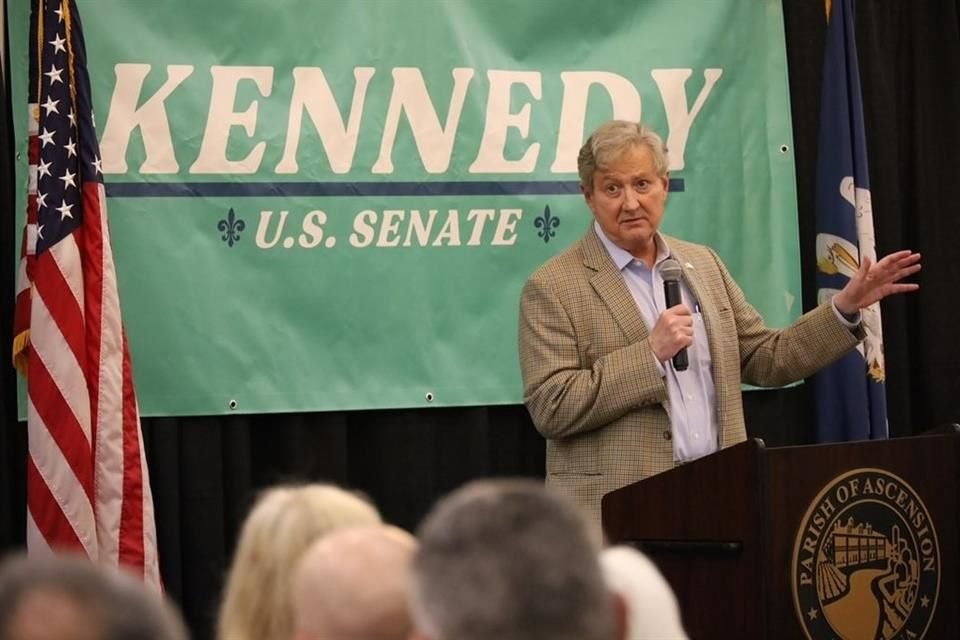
[104,179,686,198]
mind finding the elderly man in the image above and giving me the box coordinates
[519,119,921,533]
[291,525,416,640]
[408,479,625,640]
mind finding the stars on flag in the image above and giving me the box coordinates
[34,2,92,255]
[49,33,67,54]
[29,2,109,253]
[39,127,56,147]
[44,64,64,85]
[41,96,59,115]
[55,201,74,221]
[58,168,76,190]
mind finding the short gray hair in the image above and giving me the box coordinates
[409,479,616,640]
[577,120,669,190]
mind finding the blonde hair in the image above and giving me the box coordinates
[577,120,669,191]
[215,484,381,640]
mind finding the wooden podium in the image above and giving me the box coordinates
[601,430,958,639]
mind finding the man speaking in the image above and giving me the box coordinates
[518,120,921,535]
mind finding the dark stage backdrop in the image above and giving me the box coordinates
[2,2,959,639]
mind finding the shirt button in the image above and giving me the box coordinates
[662,430,672,441]
[694,433,701,440]
[686,394,693,401]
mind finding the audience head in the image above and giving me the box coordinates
[409,478,621,640]
[216,483,381,640]
[292,525,416,640]
[600,546,688,640]
[577,120,669,191]
[0,552,188,640]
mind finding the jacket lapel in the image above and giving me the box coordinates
[580,229,651,344]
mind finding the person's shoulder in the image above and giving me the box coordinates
[525,231,592,285]
[665,234,712,256]
[664,235,723,269]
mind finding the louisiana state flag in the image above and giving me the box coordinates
[813,0,887,441]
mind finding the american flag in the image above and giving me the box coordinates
[12,0,160,587]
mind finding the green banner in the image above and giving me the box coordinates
[9,0,800,416]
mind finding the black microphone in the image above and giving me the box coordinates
[660,259,688,371]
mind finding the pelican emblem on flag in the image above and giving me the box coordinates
[815,176,885,383]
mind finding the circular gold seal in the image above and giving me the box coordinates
[792,468,940,639]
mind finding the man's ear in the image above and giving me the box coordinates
[580,182,593,204]
[611,590,630,640]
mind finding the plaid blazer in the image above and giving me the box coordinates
[518,227,863,535]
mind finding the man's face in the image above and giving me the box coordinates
[7,589,102,640]
[583,144,669,260]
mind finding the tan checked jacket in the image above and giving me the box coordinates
[518,227,864,534]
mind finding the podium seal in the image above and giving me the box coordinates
[792,468,940,639]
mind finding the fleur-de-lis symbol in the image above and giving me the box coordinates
[534,206,560,243]
[218,208,245,247]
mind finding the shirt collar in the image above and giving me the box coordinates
[593,222,671,271]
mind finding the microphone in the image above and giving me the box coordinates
[659,259,688,371]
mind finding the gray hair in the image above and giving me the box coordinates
[0,553,188,640]
[577,120,669,190]
[600,546,689,640]
[408,479,616,640]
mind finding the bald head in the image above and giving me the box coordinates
[292,526,416,640]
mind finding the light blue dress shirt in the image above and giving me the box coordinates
[593,224,718,463]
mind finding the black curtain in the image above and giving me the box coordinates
[3,3,960,639]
